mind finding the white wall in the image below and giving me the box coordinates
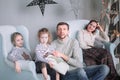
[0,0,102,55]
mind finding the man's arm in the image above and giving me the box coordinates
[66,40,83,67]
[53,39,83,68]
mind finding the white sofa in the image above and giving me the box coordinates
[0,20,119,80]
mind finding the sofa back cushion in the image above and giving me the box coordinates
[0,26,16,58]
[65,20,89,39]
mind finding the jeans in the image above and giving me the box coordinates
[61,65,109,80]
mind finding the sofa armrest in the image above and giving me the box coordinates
[103,38,120,68]
[79,47,83,63]
[103,42,111,51]
[104,37,120,57]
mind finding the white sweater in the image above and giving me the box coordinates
[77,30,109,49]
[52,37,84,70]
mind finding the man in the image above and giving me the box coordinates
[51,22,109,80]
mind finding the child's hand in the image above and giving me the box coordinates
[15,61,21,73]
[48,61,54,68]
[43,52,49,58]
[22,52,30,60]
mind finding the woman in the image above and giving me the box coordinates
[77,20,119,80]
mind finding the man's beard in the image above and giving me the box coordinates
[58,35,67,39]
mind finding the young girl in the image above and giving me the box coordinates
[35,28,60,80]
[7,32,38,80]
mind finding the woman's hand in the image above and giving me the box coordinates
[97,23,104,32]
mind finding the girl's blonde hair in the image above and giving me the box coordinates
[38,28,52,44]
[11,32,23,46]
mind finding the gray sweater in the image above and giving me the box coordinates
[52,37,83,71]
[35,43,54,63]
[77,30,109,49]
[7,47,32,62]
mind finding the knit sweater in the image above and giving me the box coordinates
[35,43,54,63]
[7,47,32,62]
[52,37,83,71]
[77,30,110,49]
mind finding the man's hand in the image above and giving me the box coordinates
[52,51,69,61]
[52,51,62,57]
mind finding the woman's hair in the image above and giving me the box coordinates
[38,28,52,44]
[85,20,98,33]
[11,32,23,46]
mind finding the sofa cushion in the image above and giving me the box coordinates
[65,20,89,39]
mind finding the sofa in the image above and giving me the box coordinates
[0,20,119,80]
[0,25,47,80]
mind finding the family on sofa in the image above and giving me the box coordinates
[0,20,120,80]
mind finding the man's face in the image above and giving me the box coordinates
[57,25,69,39]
